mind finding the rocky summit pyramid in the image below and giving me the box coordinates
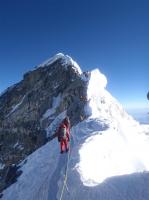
[0,53,88,192]
[1,53,149,200]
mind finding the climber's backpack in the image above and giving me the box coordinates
[59,124,67,140]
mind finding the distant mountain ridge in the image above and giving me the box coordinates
[127,108,149,124]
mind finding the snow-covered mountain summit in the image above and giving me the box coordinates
[1,54,149,200]
[38,53,82,75]
[0,53,87,194]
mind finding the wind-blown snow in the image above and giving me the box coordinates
[2,68,149,200]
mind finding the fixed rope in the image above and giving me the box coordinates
[59,139,71,200]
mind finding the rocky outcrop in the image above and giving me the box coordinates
[0,54,89,192]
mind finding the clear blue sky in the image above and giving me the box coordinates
[0,0,149,109]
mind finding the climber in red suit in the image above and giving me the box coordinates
[57,117,70,154]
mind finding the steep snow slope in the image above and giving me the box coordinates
[2,69,149,200]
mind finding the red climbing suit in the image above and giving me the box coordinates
[57,118,70,153]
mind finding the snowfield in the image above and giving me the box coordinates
[2,67,149,200]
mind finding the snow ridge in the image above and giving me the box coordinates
[2,66,149,200]
[77,68,149,187]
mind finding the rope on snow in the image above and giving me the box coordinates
[59,138,71,200]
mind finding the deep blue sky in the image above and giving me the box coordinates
[0,0,149,109]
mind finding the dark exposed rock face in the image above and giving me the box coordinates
[147,91,149,101]
[0,54,89,192]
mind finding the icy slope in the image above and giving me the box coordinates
[2,69,149,200]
